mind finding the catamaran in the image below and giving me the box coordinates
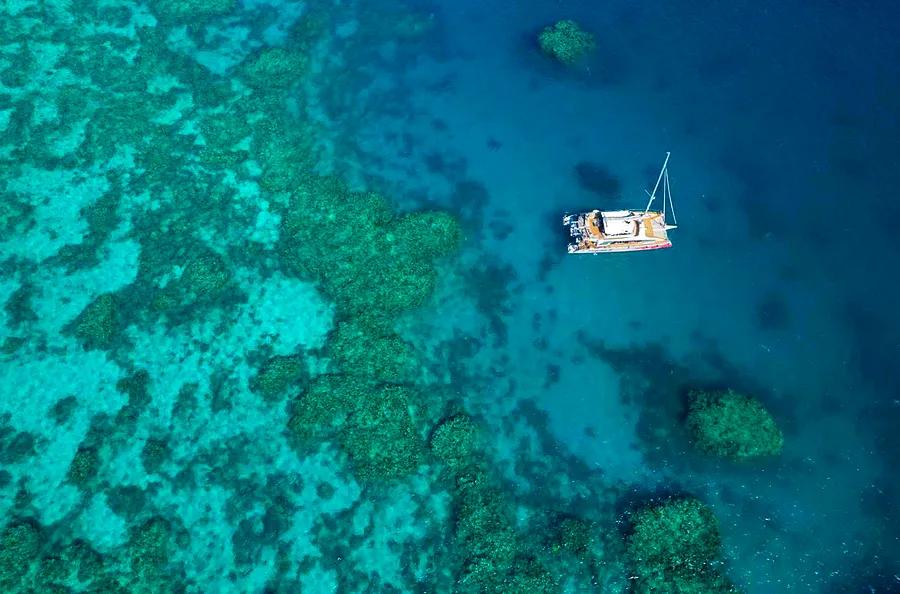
[563,152,677,253]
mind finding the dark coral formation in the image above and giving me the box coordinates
[425,413,603,592]
[0,520,42,590]
[250,354,309,402]
[278,177,462,320]
[626,497,737,594]
[149,0,236,24]
[340,385,423,480]
[430,414,481,471]
[686,389,784,460]
[538,20,596,66]
[327,321,418,384]
[70,293,121,350]
[67,446,100,487]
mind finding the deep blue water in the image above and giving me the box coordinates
[0,0,898,592]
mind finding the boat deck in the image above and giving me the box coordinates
[564,210,672,253]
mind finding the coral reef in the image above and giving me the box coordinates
[153,251,233,312]
[67,446,100,488]
[548,516,597,557]
[340,385,423,480]
[538,20,596,66]
[69,293,120,350]
[427,414,565,593]
[686,389,784,460]
[250,354,309,402]
[626,497,737,594]
[287,375,361,442]
[141,438,170,474]
[0,0,769,591]
[430,414,482,471]
[0,195,34,242]
[278,177,462,319]
[453,474,520,590]
[327,321,418,384]
[0,520,42,590]
[289,378,423,481]
[149,0,235,24]
[127,517,183,588]
[242,48,309,90]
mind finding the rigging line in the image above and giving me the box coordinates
[665,169,677,225]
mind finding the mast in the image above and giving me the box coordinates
[644,152,671,214]
[662,172,667,219]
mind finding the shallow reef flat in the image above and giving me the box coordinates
[0,1,625,592]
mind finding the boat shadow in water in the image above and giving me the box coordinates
[574,161,622,199]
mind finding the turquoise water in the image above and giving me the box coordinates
[1,0,898,592]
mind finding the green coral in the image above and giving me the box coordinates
[149,0,235,24]
[0,44,34,88]
[128,518,176,584]
[257,140,315,193]
[71,293,120,350]
[56,189,124,272]
[55,84,94,122]
[454,472,519,590]
[0,193,34,242]
[197,108,253,166]
[35,555,71,590]
[288,378,424,481]
[81,190,121,243]
[538,20,596,65]
[141,439,169,474]
[686,389,784,460]
[251,354,308,402]
[151,249,233,316]
[340,385,423,480]
[426,413,557,592]
[504,556,557,593]
[326,321,418,383]
[278,183,463,485]
[50,396,79,425]
[389,210,462,261]
[60,540,103,582]
[106,486,148,521]
[178,252,231,298]
[626,498,737,594]
[287,374,373,442]
[4,283,38,326]
[549,516,595,557]
[279,178,462,319]
[429,414,481,471]
[0,519,42,590]
[0,337,25,355]
[67,446,100,487]
[242,48,308,89]
[0,430,36,464]
[115,370,152,427]
[77,98,162,166]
